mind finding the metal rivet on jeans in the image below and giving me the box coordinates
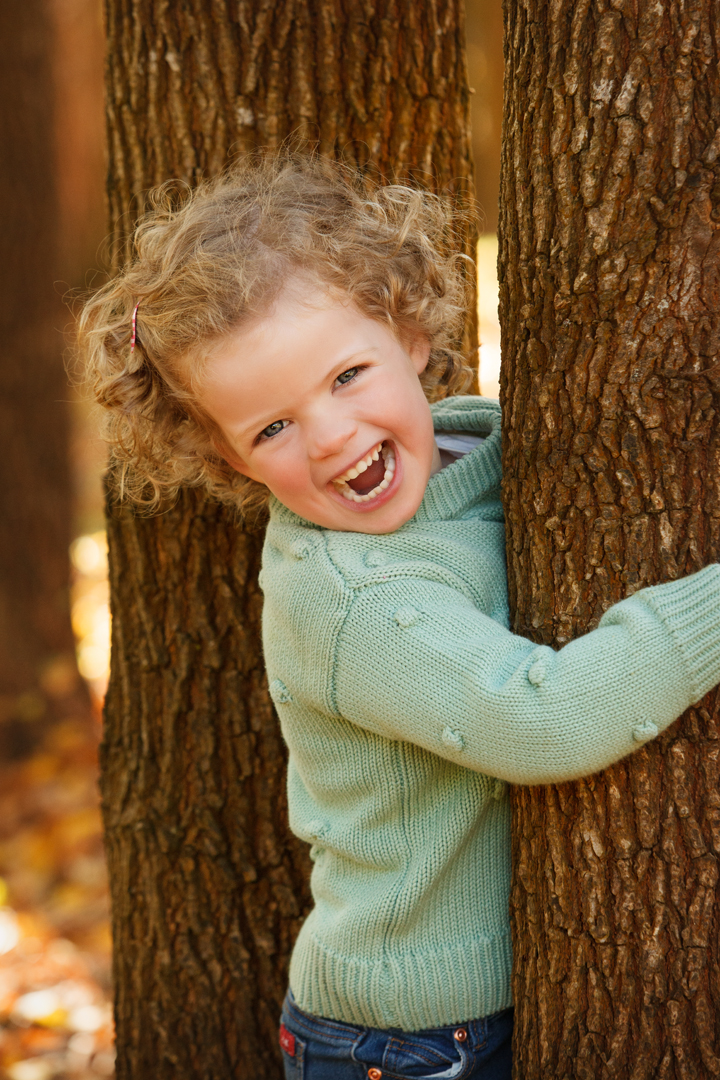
[368,1069,382,1080]
[454,1027,468,1042]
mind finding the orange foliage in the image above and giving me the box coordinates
[0,716,113,1080]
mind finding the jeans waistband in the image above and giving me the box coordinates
[283,989,491,1054]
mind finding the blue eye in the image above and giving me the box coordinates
[260,419,288,440]
[336,367,359,386]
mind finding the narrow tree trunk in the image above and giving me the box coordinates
[500,1,720,1077]
[0,0,86,761]
[101,4,477,1075]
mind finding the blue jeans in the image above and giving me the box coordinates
[279,991,513,1079]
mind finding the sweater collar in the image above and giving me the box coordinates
[267,395,502,530]
[411,395,502,524]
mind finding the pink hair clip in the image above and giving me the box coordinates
[130,302,140,353]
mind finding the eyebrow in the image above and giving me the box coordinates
[329,347,379,376]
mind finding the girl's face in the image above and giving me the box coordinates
[199,284,442,533]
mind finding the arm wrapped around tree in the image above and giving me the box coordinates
[333,564,720,786]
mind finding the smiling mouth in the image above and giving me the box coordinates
[332,442,396,503]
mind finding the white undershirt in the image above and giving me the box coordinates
[435,431,486,469]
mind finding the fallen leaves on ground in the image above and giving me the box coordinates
[0,715,113,1080]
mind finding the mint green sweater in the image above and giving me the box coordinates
[260,395,720,1032]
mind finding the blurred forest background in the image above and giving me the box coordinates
[0,2,502,1077]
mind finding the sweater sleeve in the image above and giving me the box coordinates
[332,565,720,785]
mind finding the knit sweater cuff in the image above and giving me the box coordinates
[638,565,720,703]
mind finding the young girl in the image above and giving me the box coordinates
[80,156,720,1080]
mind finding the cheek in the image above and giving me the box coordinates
[401,386,435,447]
[376,372,427,428]
[262,454,309,496]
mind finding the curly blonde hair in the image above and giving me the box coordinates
[78,153,475,514]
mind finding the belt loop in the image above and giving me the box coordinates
[467,1015,487,1051]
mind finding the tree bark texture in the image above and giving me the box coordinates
[102,3,477,1076]
[499,1,720,1077]
[105,0,478,357]
[0,0,87,760]
[102,492,310,1078]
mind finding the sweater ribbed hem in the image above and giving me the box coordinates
[289,923,513,1032]
[637,565,720,702]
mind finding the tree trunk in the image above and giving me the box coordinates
[0,0,87,761]
[101,3,477,1076]
[500,1,720,1077]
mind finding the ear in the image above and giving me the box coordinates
[212,437,260,482]
[407,333,431,375]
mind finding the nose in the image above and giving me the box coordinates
[306,415,357,461]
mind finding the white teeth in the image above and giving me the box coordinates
[333,443,396,504]
[333,442,383,484]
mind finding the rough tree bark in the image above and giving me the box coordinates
[101,3,477,1076]
[500,1,720,1077]
[0,0,86,761]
